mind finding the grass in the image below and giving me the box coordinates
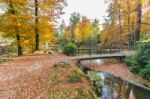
[0,58,11,63]
[67,70,83,83]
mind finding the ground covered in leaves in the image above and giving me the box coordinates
[0,54,94,99]
[10,63,93,99]
[1,53,150,99]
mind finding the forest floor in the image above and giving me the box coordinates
[0,53,150,99]
[0,53,93,99]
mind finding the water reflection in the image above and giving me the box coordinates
[100,73,131,99]
[96,59,104,65]
[81,59,150,99]
[98,72,150,99]
[132,86,150,99]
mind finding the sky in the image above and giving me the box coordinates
[59,0,108,26]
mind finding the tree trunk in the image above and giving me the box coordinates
[134,3,142,41]
[9,0,23,56]
[127,0,132,50]
[127,0,131,33]
[118,2,123,50]
[35,0,39,51]
[16,29,23,56]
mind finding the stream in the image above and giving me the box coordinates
[80,59,150,99]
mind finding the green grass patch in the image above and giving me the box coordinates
[67,70,83,83]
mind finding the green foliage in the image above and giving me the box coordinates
[125,42,150,80]
[67,70,83,83]
[73,88,86,99]
[88,88,99,99]
[63,43,78,56]
[86,71,102,81]
[125,54,141,73]
[5,42,17,54]
[76,88,85,96]
[139,60,150,80]
[86,71,103,95]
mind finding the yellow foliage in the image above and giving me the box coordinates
[0,0,65,54]
[75,17,93,43]
[143,39,150,42]
[23,39,30,45]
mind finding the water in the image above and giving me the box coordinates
[81,59,150,99]
[99,72,150,99]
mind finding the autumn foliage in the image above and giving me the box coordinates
[101,0,150,49]
[0,0,66,55]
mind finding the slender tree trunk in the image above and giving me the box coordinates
[9,0,23,56]
[127,0,132,49]
[127,0,131,33]
[134,3,142,41]
[16,28,23,56]
[35,0,39,51]
[118,2,123,50]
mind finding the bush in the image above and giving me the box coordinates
[67,70,82,83]
[125,54,141,73]
[63,43,78,56]
[86,71,103,95]
[125,42,150,80]
[139,60,150,80]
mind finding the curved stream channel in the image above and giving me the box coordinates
[79,59,150,99]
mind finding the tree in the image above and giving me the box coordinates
[134,0,142,41]
[31,0,66,51]
[0,0,66,55]
[91,19,100,45]
[34,0,39,51]
[76,16,93,47]
[58,20,66,45]
[101,0,122,48]
[101,0,149,49]
[70,12,81,42]
[63,15,100,48]
[59,20,66,34]
[0,0,29,56]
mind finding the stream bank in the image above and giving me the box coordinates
[76,59,150,99]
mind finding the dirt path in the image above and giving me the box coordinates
[0,53,71,98]
[0,53,71,82]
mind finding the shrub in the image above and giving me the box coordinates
[86,71,102,81]
[139,60,150,80]
[67,70,82,83]
[136,42,150,66]
[125,54,141,73]
[63,43,78,56]
[86,71,103,95]
[76,88,85,96]
[125,42,150,80]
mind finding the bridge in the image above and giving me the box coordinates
[75,51,132,60]
[78,48,120,54]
